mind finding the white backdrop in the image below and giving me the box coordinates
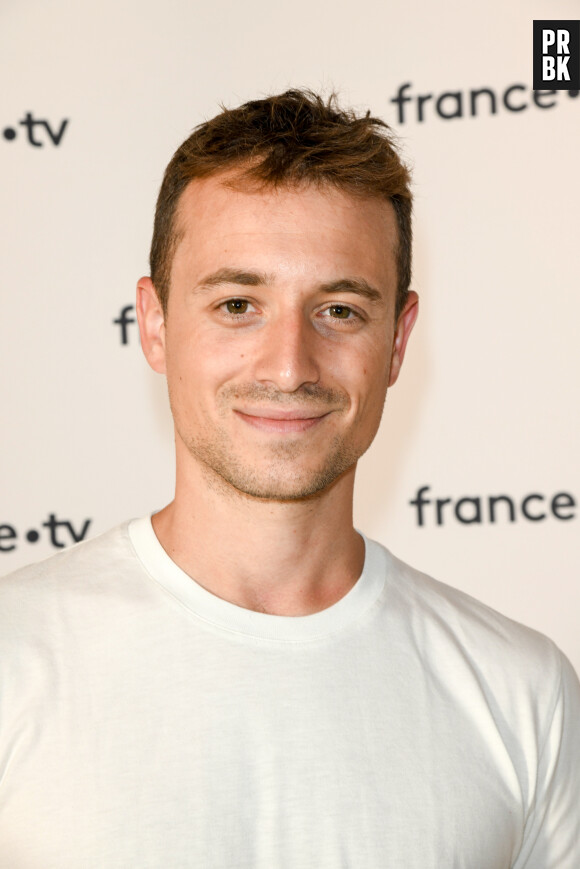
[1,0,579,672]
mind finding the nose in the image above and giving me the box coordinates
[253,309,321,393]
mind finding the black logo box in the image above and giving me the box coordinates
[533,21,580,90]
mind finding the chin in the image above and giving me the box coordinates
[216,460,356,502]
[184,429,362,501]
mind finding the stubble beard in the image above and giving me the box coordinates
[172,382,373,502]
[182,426,362,501]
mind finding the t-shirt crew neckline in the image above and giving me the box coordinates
[128,515,387,642]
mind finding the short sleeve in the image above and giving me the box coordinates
[513,651,580,867]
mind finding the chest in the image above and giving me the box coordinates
[0,634,524,867]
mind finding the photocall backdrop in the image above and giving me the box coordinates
[2,1,579,673]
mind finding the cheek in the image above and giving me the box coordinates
[345,337,392,414]
[165,328,249,401]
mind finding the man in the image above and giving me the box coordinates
[1,89,578,867]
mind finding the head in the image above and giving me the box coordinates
[138,89,418,502]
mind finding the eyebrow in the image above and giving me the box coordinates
[317,277,383,303]
[194,268,384,303]
[196,267,271,290]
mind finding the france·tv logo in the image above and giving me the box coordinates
[533,21,580,90]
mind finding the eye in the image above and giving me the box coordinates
[329,304,352,319]
[321,304,358,321]
[223,298,251,315]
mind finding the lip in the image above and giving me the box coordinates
[234,408,330,433]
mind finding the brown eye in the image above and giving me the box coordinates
[329,304,352,319]
[225,299,249,314]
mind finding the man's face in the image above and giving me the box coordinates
[138,174,417,501]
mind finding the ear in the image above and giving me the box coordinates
[136,276,166,374]
[388,291,419,387]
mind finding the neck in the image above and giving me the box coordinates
[151,452,364,617]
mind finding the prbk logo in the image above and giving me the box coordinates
[389,80,578,124]
[533,21,580,90]
[409,485,576,527]
[3,112,69,147]
[0,513,91,553]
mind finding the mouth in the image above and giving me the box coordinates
[234,408,331,434]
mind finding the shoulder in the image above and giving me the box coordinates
[369,541,580,784]
[0,521,135,590]
[0,521,143,632]
[0,519,172,671]
[370,539,570,707]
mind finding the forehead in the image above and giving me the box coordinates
[172,173,398,287]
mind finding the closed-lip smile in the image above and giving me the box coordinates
[234,408,331,433]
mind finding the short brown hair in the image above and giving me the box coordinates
[150,89,412,318]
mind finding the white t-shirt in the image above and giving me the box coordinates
[0,517,579,868]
